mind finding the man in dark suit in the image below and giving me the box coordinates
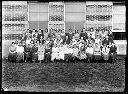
[80,28,88,41]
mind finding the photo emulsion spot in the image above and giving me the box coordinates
[2,1,126,92]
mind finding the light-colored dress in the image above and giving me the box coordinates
[73,47,79,57]
[58,46,65,60]
[51,47,58,61]
[16,45,24,61]
[8,45,17,61]
[26,39,31,45]
[86,46,94,55]
[38,45,45,60]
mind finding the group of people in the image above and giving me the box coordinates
[8,28,117,63]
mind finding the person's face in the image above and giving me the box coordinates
[106,36,108,39]
[12,43,15,46]
[112,43,115,46]
[83,29,85,32]
[95,43,98,47]
[39,43,42,46]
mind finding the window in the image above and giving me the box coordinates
[113,32,126,40]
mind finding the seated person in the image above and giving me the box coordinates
[79,37,85,44]
[78,43,87,60]
[72,44,79,59]
[101,43,110,61]
[8,42,17,63]
[72,36,78,46]
[16,42,24,63]
[64,44,73,62]
[93,43,102,60]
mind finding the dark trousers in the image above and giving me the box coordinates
[8,53,17,63]
[24,52,31,62]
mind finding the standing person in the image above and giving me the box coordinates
[101,43,110,61]
[68,28,73,43]
[44,38,52,63]
[8,42,17,63]
[58,43,65,61]
[29,40,34,62]
[90,28,95,39]
[74,30,80,40]
[24,44,31,63]
[16,42,24,63]
[109,42,117,63]
[32,29,36,40]
[65,35,70,45]
[26,35,31,46]
[37,42,45,63]
[87,33,95,47]
[31,42,38,63]
[51,44,58,62]
[86,43,94,63]
[60,30,65,43]
[93,43,102,61]
[102,35,110,46]
[80,28,88,41]
[72,44,79,62]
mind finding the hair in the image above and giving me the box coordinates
[12,42,15,44]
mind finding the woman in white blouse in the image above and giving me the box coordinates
[16,42,24,63]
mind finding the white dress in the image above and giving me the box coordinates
[38,45,45,60]
[58,46,65,60]
[16,46,24,61]
[26,39,31,45]
[51,47,58,61]
[73,47,79,57]
[86,46,94,55]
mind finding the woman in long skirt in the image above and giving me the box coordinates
[58,44,65,60]
[38,43,45,63]
[51,44,58,62]
[101,44,110,61]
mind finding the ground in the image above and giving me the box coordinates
[2,56,125,92]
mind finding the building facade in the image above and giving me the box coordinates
[2,1,126,58]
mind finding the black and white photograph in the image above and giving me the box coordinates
[1,1,126,92]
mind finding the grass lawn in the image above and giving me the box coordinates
[2,56,125,92]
